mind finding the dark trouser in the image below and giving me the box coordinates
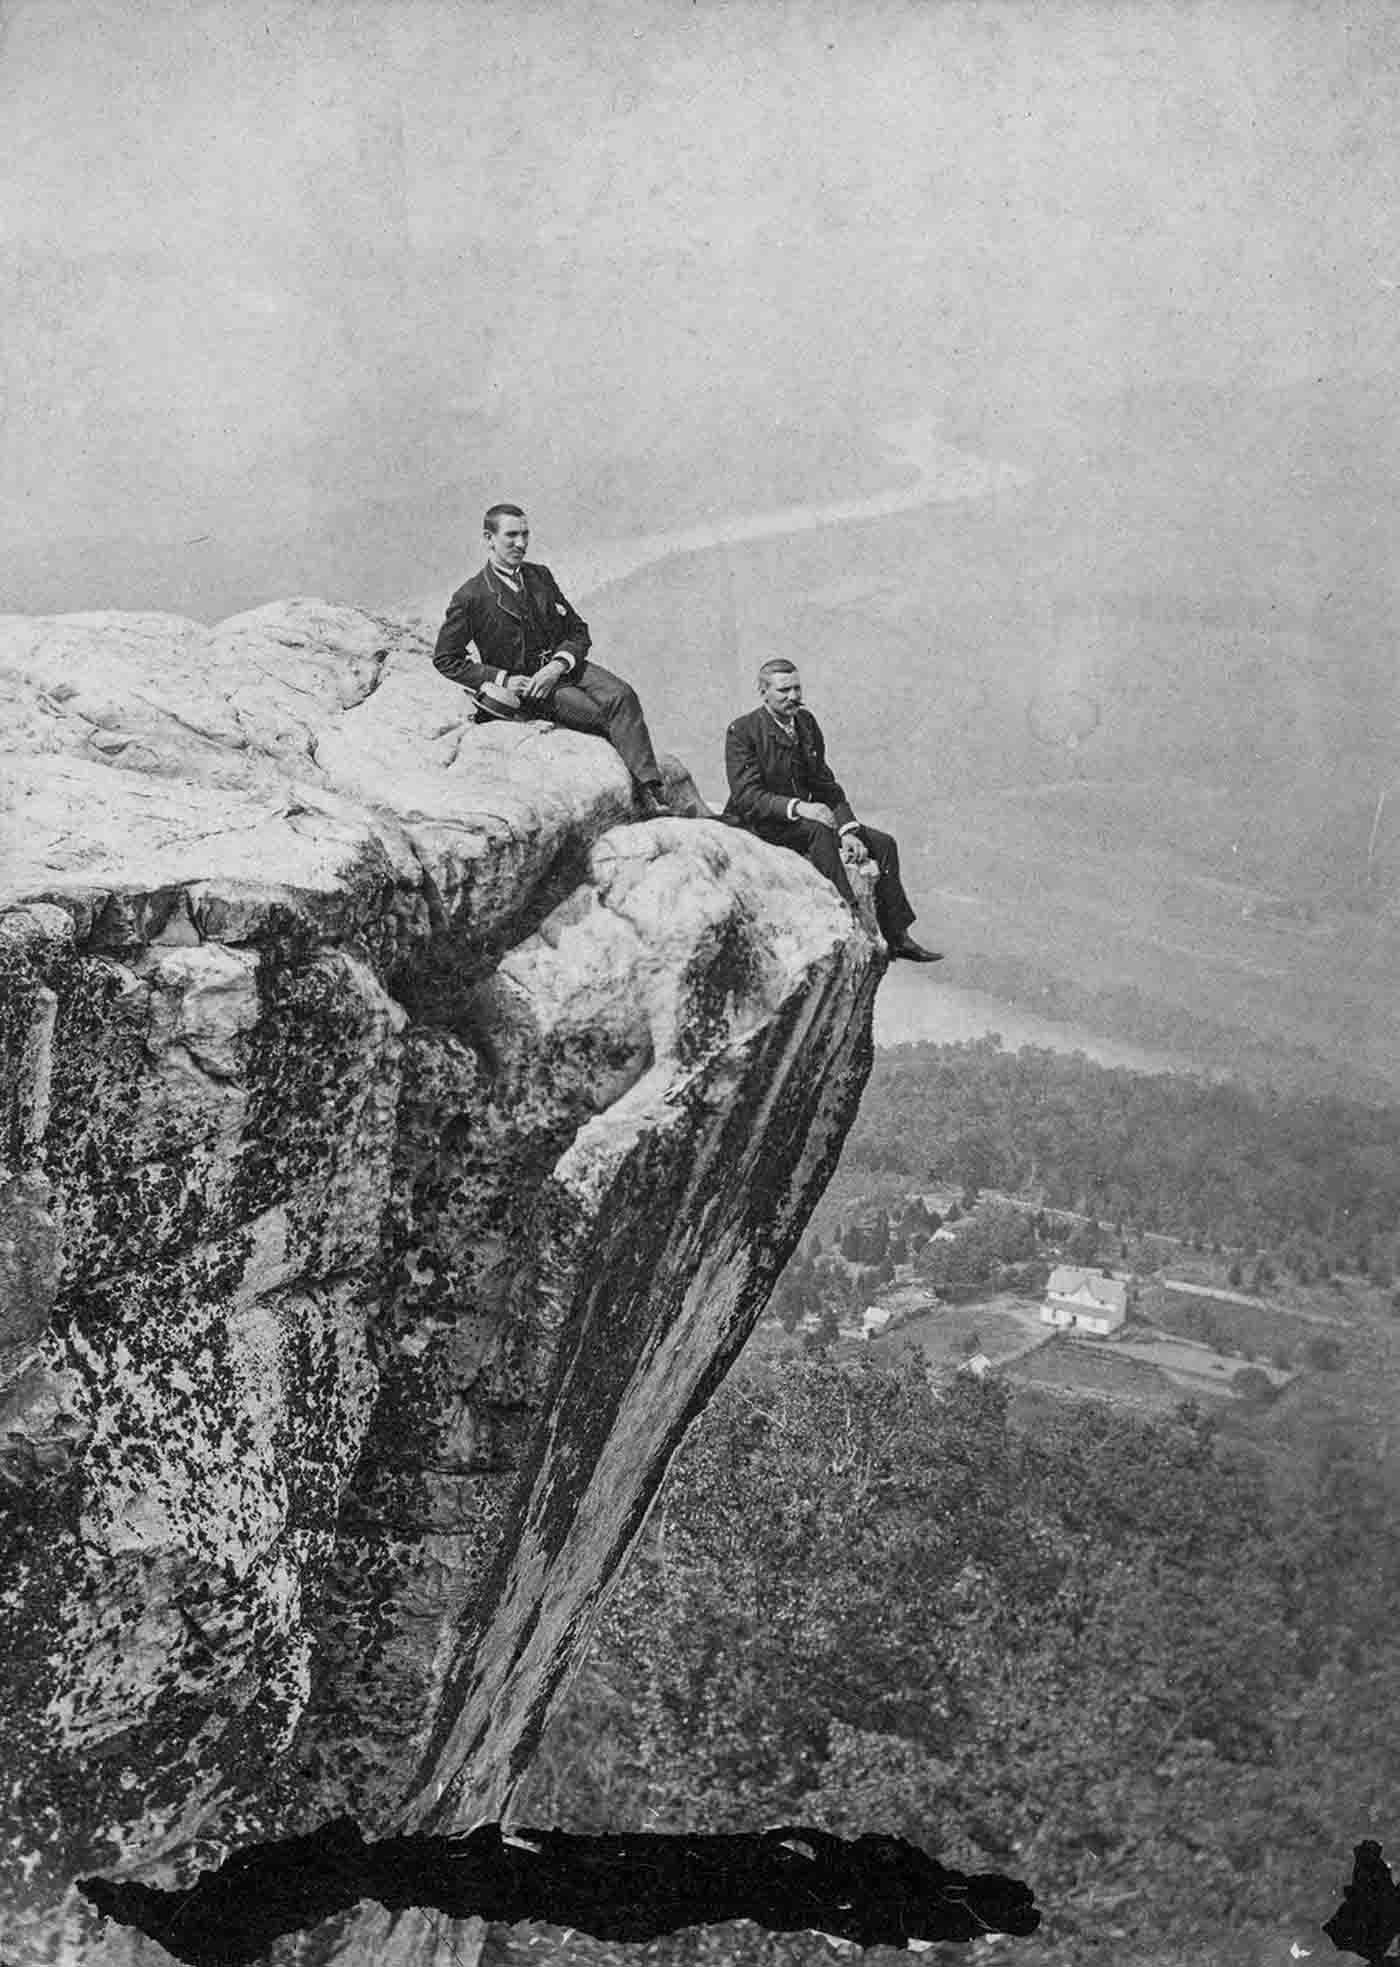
[532,662,662,787]
[753,818,916,941]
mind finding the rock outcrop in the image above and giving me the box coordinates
[0,601,882,1964]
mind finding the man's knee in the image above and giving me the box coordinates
[581,664,640,716]
[544,684,606,737]
[797,822,850,885]
[858,825,900,873]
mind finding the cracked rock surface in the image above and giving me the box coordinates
[0,599,882,1965]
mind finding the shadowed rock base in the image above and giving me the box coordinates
[1324,1839,1400,1964]
[80,1820,1039,1964]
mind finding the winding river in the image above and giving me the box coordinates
[566,416,1032,599]
[872,967,1200,1074]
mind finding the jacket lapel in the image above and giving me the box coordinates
[761,708,799,754]
[483,562,523,624]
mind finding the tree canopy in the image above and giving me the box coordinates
[837,1037,1400,1274]
[512,1355,1400,1966]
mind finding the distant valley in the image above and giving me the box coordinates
[577,383,1400,1097]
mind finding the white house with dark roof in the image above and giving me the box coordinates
[1041,1266,1128,1336]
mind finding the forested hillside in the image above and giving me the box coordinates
[487,1042,1400,1967]
[837,1036,1400,1275]
[505,1359,1388,1967]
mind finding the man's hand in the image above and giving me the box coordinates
[793,801,837,829]
[520,657,569,703]
[840,830,870,866]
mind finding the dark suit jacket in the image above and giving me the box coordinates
[433,561,591,692]
[722,706,856,833]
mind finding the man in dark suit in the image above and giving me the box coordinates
[724,659,941,961]
[434,503,675,817]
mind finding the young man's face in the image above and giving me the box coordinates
[759,667,804,715]
[486,514,530,569]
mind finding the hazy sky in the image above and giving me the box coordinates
[4,0,1399,618]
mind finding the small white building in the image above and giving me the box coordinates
[861,1304,895,1339]
[1041,1267,1128,1336]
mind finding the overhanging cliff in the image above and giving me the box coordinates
[0,600,882,1963]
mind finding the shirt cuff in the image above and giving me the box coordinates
[495,668,509,685]
[553,649,576,675]
[786,798,801,820]
[839,820,861,835]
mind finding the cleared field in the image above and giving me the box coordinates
[868,1294,1048,1371]
[1142,1282,1344,1363]
[1004,1340,1185,1414]
[1114,1334,1291,1394]
[1157,1268,1348,1327]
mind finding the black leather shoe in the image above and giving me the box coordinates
[635,782,679,819]
[888,935,943,963]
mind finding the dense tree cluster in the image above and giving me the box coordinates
[769,1247,874,1341]
[911,1199,1045,1299]
[841,1037,1400,1273]
[514,1357,1398,1966]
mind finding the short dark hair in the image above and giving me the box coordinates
[757,658,799,681]
[483,503,526,534]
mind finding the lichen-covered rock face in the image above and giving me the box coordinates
[0,600,881,1963]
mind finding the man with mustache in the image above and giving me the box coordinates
[434,503,676,818]
[724,658,942,961]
